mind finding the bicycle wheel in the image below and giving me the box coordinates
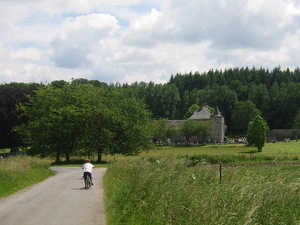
[85,176,91,189]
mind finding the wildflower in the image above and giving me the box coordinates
[192,174,196,180]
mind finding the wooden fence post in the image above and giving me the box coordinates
[219,163,222,184]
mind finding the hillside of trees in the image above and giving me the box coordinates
[1,66,300,152]
[117,67,300,131]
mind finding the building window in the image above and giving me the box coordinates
[216,131,220,137]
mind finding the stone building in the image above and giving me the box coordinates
[189,105,225,143]
[168,105,225,143]
[267,129,300,141]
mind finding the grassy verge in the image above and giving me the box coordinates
[0,156,55,198]
[50,158,109,168]
[147,142,300,160]
[99,142,300,164]
[104,156,300,225]
[33,142,300,166]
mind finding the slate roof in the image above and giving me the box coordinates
[212,106,223,118]
[189,105,212,120]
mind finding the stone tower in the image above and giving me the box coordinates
[210,106,225,143]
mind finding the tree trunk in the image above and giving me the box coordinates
[98,148,103,163]
[186,137,190,146]
[66,152,70,162]
[56,151,60,164]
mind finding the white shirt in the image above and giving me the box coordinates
[82,162,94,173]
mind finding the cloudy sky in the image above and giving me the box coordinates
[1,0,300,84]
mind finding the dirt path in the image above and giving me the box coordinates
[0,167,107,225]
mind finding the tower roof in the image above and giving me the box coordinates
[212,105,223,118]
[214,106,220,115]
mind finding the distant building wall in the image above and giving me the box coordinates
[211,116,225,143]
[166,105,225,144]
[267,129,300,141]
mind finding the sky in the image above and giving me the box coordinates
[1,0,300,84]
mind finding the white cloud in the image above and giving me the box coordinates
[50,13,120,68]
[62,13,120,34]
[122,0,300,50]
[1,0,300,84]
[0,63,92,84]
[10,47,42,61]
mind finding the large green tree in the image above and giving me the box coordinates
[197,85,237,131]
[16,84,153,162]
[152,118,170,143]
[16,84,89,162]
[179,120,199,146]
[247,115,269,152]
[179,119,213,145]
[232,100,261,134]
[293,109,300,141]
[0,83,40,150]
[293,109,300,129]
[248,84,270,119]
[97,89,153,156]
[196,121,213,143]
[152,118,178,144]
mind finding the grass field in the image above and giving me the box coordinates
[0,156,55,198]
[13,141,298,166]
[0,142,299,224]
[104,142,300,225]
[101,141,300,164]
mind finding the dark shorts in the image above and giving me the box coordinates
[83,172,92,180]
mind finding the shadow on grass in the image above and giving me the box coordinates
[239,150,260,154]
[51,159,108,166]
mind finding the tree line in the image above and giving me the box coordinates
[115,66,300,132]
[1,66,300,158]
[0,81,215,161]
[13,83,153,162]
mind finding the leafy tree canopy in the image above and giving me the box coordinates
[232,100,261,134]
[0,82,40,149]
[184,104,200,119]
[247,115,269,152]
[15,83,153,162]
[293,109,300,129]
[179,119,213,145]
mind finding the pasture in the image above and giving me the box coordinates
[104,142,300,225]
[102,141,300,164]
[1,142,299,224]
[0,156,55,198]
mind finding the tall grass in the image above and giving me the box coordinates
[184,153,299,164]
[0,156,55,198]
[104,156,300,225]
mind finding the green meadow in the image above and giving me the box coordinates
[102,142,300,164]
[1,142,299,224]
[104,142,300,225]
[0,156,55,198]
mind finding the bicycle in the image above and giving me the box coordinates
[82,158,94,189]
[84,174,92,189]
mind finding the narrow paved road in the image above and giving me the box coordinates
[0,167,107,225]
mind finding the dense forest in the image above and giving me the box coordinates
[117,66,300,132]
[1,66,300,151]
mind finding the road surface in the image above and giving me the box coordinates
[0,167,107,225]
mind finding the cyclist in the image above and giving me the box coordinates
[82,158,94,188]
